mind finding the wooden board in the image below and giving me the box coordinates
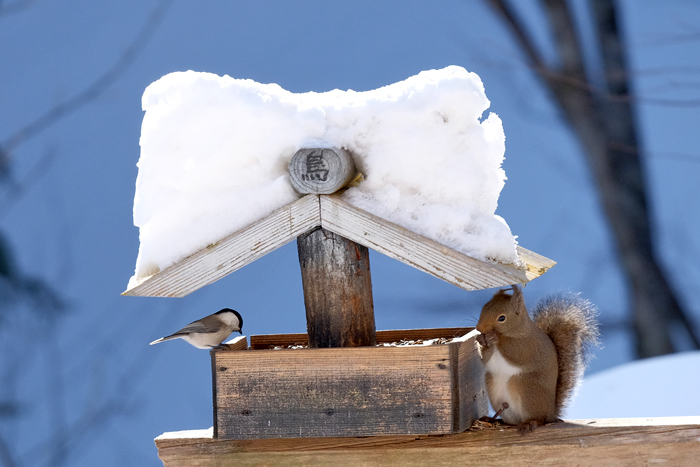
[123,195,321,297]
[319,195,555,291]
[123,194,556,297]
[516,245,558,281]
[155,416,700,467]
[222,335,249,351]
[297,227,376,347]
[211,328,486,440]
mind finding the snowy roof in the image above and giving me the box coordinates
[124,67,556,297]
[123,194,554,297]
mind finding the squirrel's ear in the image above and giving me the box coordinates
[512,286,526,315]
[498,285,517,296]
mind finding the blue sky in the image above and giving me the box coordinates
[1,1,699,465]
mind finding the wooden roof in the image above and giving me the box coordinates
[123,194,555,297]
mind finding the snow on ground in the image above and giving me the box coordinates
[128,66,517,288]
[566,351,700,419]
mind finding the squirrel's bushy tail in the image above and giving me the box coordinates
[533,293,600,417]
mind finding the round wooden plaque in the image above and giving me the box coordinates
[288,147,356,194]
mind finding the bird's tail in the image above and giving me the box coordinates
[149,335,180,345]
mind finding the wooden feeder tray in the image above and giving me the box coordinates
[211,326,487,440]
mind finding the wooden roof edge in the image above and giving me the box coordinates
[122,194,321,297]
[122,193,555,297]
[515,245,557,281]
[319,195,554,291]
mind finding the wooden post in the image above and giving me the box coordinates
[297,227,376,348]
[290,147,375,348]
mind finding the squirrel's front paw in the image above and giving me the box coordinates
[476,331,499,347]
[484,330,499,346]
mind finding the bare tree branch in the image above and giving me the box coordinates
[0,3,177,466]
[0,0,40,17]
[485,0,548,72]
[0,0,176,172]
[17,302,183,467]
[542,0,586,78]
[0,435,17,467]
[591,0,700,355]
[0,146,57,218]
[483,0,700,356]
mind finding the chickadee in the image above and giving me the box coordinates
[150,308,243,349]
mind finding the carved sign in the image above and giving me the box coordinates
[301,150,329,182]
[289,147,356,194]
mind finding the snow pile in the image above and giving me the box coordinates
[129,66,517,288]
[566,351,700,419]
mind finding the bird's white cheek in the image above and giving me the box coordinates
[218,313,240,328]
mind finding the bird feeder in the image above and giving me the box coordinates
[124,147,555,441]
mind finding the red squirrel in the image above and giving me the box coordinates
[476,285,599,433]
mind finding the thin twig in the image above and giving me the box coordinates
[0,434,17,467]
[0,146,57,217]
[0,0,39,17]
[18,300,185,466]
[0,0,176,158]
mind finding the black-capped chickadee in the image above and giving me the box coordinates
[149,308,243,349]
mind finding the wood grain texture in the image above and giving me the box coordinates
[516,245,558,281]
[122,195,321,297]
[222,336,249,351]
[289,148,356,195]
[156,417,700,467]
[319,195,555,292]
[211,328,484,440]
[210,336,248,439]
[214,345,454,439]
[297,227,376,348]
[455,332,489,430]
[123,193,555,297]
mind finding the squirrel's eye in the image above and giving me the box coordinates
[497,315,506,322]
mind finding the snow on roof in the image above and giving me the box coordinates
[129,66,516,288]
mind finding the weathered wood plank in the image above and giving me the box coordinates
[297,227,376,348]
[516,245,558,281]
[124,194,554,298]
[213,344,455,439]
[211,336,248,438]
[211,328,484,440]
[156,417,700,467]
[455,331,488,431]
[222,335,249,351]
[123,195,321,297]
[319,195,555,291]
